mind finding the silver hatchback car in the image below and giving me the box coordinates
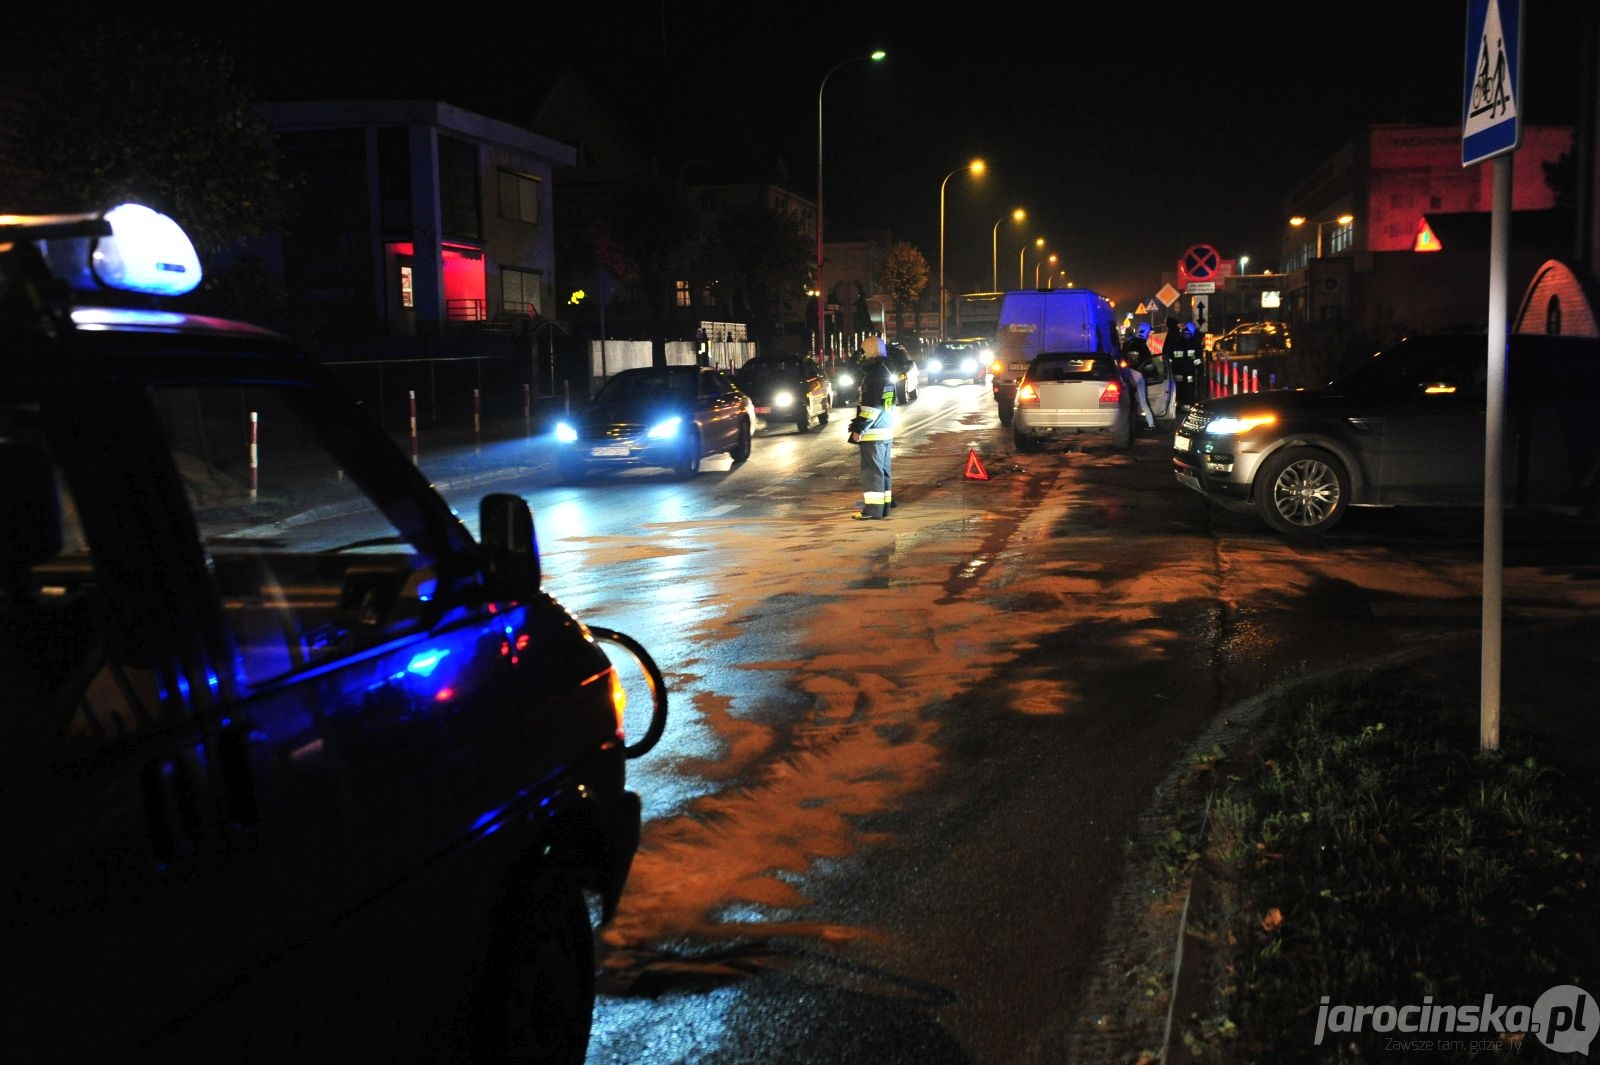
[1012,352,1134,451]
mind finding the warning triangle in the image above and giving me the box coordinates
[1413,217,1442,253]
[964,448,989,481]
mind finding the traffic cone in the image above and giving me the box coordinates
[964,448,989,481]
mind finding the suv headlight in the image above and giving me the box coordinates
[1204,413,1277,436]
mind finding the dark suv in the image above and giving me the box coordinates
[1172,331,1600,536]
[1,204,667,1063]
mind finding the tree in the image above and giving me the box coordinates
[697,200,811,351]
[881,242,930,340]
[13,20,286,256]
[11,20,302,337]
[605,166,709,365]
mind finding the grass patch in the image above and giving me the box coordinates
[1177,672,1600,1063]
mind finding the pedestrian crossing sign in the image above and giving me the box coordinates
[1462,0,1522,166]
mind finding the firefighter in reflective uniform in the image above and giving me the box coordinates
[847,336,896,519]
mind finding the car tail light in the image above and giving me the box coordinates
[1099,379,1123,405]
[1016,382,1039,406]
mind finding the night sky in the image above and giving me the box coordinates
[47,1,1591,308]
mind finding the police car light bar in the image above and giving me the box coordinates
[0,201,202,297]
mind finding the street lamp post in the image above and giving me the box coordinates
[1018,237,1044,288]
[816,50,886,362]
[1288,212,1356,259]
[939,158,986,340]
[1035,253,1057,289]
[991,208,1025,291]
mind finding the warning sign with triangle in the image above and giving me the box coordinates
[1413,217,1442,253]
[964,448,989,481]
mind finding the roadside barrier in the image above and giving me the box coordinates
[1208,360,1272,397]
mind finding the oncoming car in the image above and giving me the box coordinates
[1011,351,1134,451]
[1,202,667,1063]
[555,364,755,480]
[734,353,833,433]
[925,338,989,385]
[885,341,921,403]
[1172,332,1600,536]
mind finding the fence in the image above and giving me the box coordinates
[1207,358,1282,397]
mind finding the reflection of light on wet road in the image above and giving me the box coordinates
[589,988,738,1063]
[957,554,990,580]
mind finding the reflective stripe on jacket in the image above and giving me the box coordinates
[856,358,897,442]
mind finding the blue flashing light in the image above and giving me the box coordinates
[406,648,450,677]
[94,203,202,296]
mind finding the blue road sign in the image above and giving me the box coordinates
[1462,0,1523,166]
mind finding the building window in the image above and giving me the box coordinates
[1545,295,1562,335]
[498,169,541,224]
[675,279,691,308]
[502,267,543,316]
[399,264,414,309]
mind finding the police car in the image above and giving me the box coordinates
[0,203,667,1063]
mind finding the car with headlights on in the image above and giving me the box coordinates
[1171,332,1600,537]
[555,364,754,481]
[829,354,865,406]
[2,201,668,1064]
[925,337,989,385]
[734,353,833,433]
[886,341,921,403]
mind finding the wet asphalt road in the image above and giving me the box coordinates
[415,384,1597,1064]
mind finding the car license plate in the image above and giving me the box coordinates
[1009,362,1027,372]
[591,445,628,458]
[1174,436,1191,451]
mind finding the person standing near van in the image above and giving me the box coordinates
[847,336,896,519]
[1168,318,1201,409]
[1119,324,1158,433]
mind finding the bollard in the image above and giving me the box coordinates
[474,387,482,456]
[249,410,258,502]
[523,383,532,440]
[408,390,419,464]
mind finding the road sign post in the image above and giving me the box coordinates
[1463,0,1522,753]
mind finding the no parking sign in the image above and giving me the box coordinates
[1179,244,1219,287]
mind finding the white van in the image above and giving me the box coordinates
[990,289,1121,425]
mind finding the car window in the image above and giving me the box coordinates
[0,419,165,763]
[1030,356,1115,381]
[154,383,440,688]
[1333,337,1484,399]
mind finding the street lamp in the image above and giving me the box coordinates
[991,207,1025,291]
[816,50,886,361]
[1288,212,1356,259]
[939,157,986,339]
[1035,253,1057,288]
[1239,254,1251,274]
[1018,237,1044,288]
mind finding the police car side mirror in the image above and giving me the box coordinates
[479,493,540,600]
